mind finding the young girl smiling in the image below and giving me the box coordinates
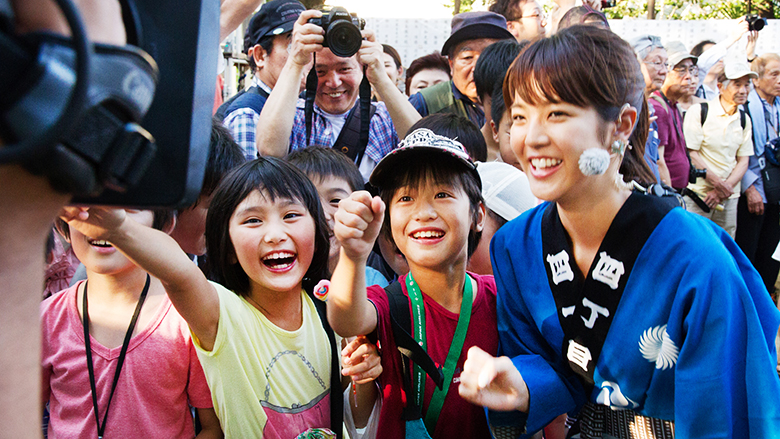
[61,158,378,438]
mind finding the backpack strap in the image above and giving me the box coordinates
[700,102,708,126]
[385,282,444,389]
[309,292,344,439]
[214,85,269,121]
[740,108,746,130]
[699,102,745,130]
[384,281,444,421]
[648,92,669,113]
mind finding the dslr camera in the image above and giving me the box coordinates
[310,7,365,58]
[746,14,768,32]
[689,165,707,184]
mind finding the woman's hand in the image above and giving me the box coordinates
[458,346,530,412]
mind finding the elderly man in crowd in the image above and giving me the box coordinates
[631,35,667,183]
[648,42,697,191]
[682,61,754,238]
[408,11,514,129]
[737,53,780,295]
[255,9,420,180]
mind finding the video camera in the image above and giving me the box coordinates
[0,0,220,208]
[309,7,365,58]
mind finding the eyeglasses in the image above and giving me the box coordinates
[508,11,545,22]
[671,65,699,76]
[643,60,666,69]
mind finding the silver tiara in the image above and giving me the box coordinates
[398,128,467,154]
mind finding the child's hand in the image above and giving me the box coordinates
[334,191,385,262]
[59,206,127,241]
[342,336,382,384]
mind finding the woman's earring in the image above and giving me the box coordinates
[611,139,627,155]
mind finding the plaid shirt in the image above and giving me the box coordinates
[289,99,399,166]
[223,77,272,160]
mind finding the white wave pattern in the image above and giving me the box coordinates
[638,325,679,370]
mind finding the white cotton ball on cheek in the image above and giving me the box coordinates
[578,148,611,176]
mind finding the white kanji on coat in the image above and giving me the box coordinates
[547,250,574,285]
[567,340,592,372]
[581,297,609,329]
[592,251,624,290]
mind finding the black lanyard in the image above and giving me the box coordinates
[82,274,150,439]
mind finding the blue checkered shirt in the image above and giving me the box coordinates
[223,77,272,160]
[289,99,400,167]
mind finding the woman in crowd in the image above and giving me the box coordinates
[458,25,780,438]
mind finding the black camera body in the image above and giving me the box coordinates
[310,7,365,58]
[601,0,616,8]
[689,166,707,184]
[746,14,768,32]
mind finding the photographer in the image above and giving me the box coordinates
[682,61,754,238]
[256,9,421,180]
[737,53,780,296]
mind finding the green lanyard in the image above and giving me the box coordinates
[406,271,473,434]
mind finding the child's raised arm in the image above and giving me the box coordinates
[327,191,384,337]
[60,206,220,350]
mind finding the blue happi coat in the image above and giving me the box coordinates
[489,192,780,438]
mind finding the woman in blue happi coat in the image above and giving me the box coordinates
[458,25,780,439]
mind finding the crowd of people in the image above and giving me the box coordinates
[4,0,780,438]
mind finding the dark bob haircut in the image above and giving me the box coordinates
[377,154,484,259]
[503,25,654,185]
[205,157,331,296]
[286,146,364,193]
[405,51,451,96]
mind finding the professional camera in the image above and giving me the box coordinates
[689,165,707,184]
[746,14,768,32]
[601,0,616,8]
[310,7,365,58]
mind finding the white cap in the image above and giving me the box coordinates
[476,161,536,222]
[724,61,758,80]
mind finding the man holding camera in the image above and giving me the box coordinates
[408,11,514,129]
[220,0,305,160]
[256,9,420,180]
[682,61,755,238]
[737,53,780,295]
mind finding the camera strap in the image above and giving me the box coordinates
[304,55,372,165]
